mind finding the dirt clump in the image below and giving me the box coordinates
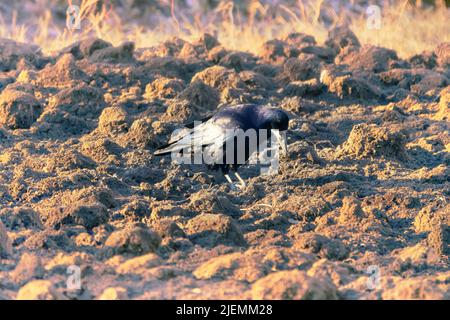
[188,190,241,218]
[193,248,314,283]
[16,280,67,300]
[0,220,13,257]
[320,68,383,100]
[149,219,186,239]
[324,26,360,55]
[251,270,339,299]
[0,38,43,71]
[277,54,321,83]
[47,83,105,117]
[0,89,42,129]
[178,80,220,110]
[116,253,162,274]
[434,42,450,68]
[191,65,244,92]
[435,86,450,120]
[427,224,450,256]
[381,276,450,300]
[122,118,171,149]
[337,124,406,159]
[293,233,349,261]
[42,201,109,230]
[0,32,449,300]
[10,252,45,285]
[259,39,294,64]
[89,41,135,63]
[414,203,449,233]
[36,53,86,87]
[97,106,130,136]
[335,45,398,73]
[61,38,112,60]
[103,224,161,256]
[0,207,42,230]
[98,287,129,300]
[144,77,185,100]
[184,213,246,247]
[337,196,366,225]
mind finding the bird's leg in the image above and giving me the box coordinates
[224,173,241,191]
[224,174,233,184]
[224,174,239,191]
[233,172,247,189]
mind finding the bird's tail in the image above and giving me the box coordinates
[154,143,182,156]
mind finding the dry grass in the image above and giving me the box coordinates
[0,0,448,58]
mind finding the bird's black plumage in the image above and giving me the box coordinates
[154,104,289,175]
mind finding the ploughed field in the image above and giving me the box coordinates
[0,29,449,299]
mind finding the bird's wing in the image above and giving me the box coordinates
[167,127,193,144]
[154,117,237,156]
[166,113,216,144]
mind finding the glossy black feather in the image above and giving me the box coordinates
[155,104,289,173]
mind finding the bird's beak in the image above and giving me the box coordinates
[273,130,288,157]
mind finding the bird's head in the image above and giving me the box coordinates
[259,108,290,156]
[259,108,290,131]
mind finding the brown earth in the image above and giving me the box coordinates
[0,28,449,300]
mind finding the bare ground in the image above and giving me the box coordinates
[0,29,449,300]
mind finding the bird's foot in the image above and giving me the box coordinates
[224,173,246,191]
[233,172,247,189]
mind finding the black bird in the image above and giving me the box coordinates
[154,104,289,189]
